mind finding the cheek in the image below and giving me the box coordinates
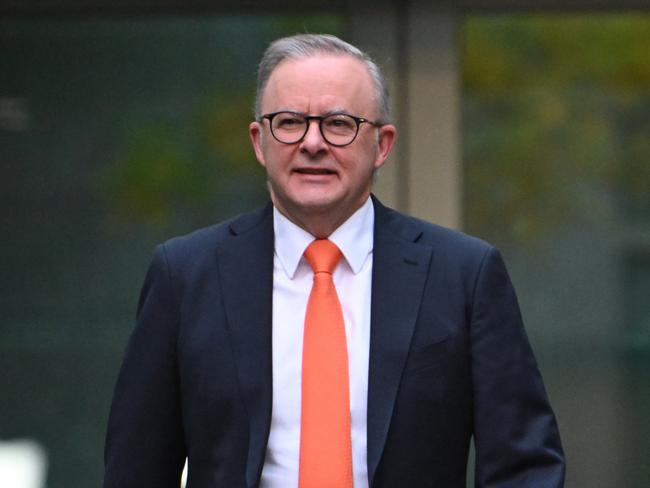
[345,148,378,174]
[263,147,294,176]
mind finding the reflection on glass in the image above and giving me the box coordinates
[0,439,48,488]
[0,15,342,488]
[463,14,650,488]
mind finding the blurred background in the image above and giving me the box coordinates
[1,1,648,487]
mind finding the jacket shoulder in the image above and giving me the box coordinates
[374,198,494,259]
[416,216,493,257]
[156,203,273,267]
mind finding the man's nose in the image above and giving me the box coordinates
[299,120,328,155]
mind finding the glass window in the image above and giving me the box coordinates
[462,14,650,488]
[0,14,343,487]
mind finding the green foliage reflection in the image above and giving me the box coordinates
[463,14,650,245]
[103,89,258,231]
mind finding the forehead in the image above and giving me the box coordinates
[261,54,376,115]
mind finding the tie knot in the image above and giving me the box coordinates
[304,239,342,275]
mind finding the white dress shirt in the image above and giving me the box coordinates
[260,197,374,488]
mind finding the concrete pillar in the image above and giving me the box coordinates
[348,3,462,229]
[346,2,401,210]
[403,6,461,229]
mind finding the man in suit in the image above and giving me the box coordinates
[104,34,565,487]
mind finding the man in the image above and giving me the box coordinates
[104,34,565,487]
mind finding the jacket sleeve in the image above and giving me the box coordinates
[470,247,565,487]
[103,244,186,488]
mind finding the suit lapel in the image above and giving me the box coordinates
[216,204,274,488]
[367,198,433,486]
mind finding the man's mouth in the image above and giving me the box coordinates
[294,168,337,175]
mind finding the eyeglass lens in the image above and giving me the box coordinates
[270,112,358,146]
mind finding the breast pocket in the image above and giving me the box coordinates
[402,334,451,378]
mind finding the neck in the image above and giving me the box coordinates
[280,210,345,239]
[272,197,369,239]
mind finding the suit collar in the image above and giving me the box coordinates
[218,203,274,488]
[367,196,433,486]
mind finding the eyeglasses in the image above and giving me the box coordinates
[260,111,383,147]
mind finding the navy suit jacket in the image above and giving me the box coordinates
[104,197,565,487]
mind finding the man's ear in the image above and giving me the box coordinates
[249,121,266,168]
[374,124,397,170]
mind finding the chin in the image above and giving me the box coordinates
[294,198,340,214]
[287,189,342,211]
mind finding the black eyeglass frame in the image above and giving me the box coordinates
[259,111,384,147]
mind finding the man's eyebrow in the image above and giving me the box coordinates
[322,107,349,116]
[268,107,302,114]
[270,107,352,116]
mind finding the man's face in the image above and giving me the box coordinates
[249,54,396,232]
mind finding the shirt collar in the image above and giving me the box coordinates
[273,197,375,279]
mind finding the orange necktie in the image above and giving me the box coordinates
[299,239,353,488]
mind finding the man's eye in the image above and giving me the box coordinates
[325,116,355,131]
[276,117,304,131]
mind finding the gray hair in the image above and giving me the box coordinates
[254,33,390,123]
